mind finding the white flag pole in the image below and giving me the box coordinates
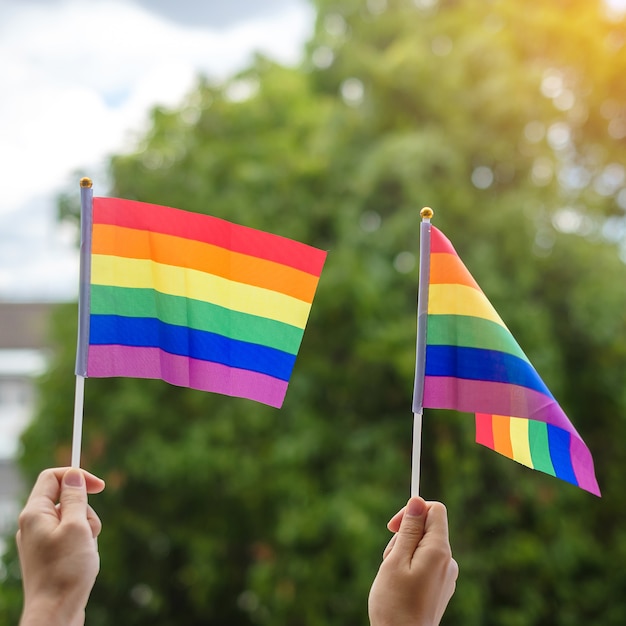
[410,207,433,497]
[71,375,85,468]
[72,177,94,468]
[411,410,423,497]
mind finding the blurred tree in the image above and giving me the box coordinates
[1,0,626,625]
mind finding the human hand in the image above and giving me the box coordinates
[368,497,458,626]
[17,467,105,626]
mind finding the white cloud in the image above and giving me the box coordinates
[0,0,313,299]
[0,0,312,208]
[0,196,79,299]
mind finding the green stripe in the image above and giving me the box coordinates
[90,285,304,355]
[427,314,530,362]
[528,420,556,476]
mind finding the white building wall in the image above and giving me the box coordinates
[0,349,47,461]
[0,349,47,553]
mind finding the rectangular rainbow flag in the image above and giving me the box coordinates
[412,216,600,496]
[75,196,326,408]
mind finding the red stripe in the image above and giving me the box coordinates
[93,197,327,276]
[475,413,495,449]
[430,225,459,255]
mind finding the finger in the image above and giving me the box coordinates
[58,468,89,527]
[24,468,64,510]
[419,501,450,549]
[387,506,406,533]
[55,467,105,494]
[25,468,105,507]
[387,497,427,562]
[387,499,440,533]
[84,472,106,495]
[382,534,397,560]
[86,504,103,539]
[19,469,65,532]
[449,557,459,582]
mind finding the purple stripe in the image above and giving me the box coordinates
[424,376,579,433]
[425,376,600,496]
[569,435,601,496]
[87,345,288,408]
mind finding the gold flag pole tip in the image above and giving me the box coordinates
[420,207,434,219]
[80,177,93,188]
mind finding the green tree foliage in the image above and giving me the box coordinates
[2,0,626,624]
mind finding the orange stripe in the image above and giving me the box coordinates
[92,224,319,303]
[491,414,514,458]
[430,252,481,290]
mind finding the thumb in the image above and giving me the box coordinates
[390,497,427,562]
[60,468,88,524]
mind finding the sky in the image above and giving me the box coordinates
[0,0,313,301]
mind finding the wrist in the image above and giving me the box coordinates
[20,596,85,626]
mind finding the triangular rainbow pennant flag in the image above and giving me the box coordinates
[412,209,600,496]
[75,186,326,410]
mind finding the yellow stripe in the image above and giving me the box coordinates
[509,417,534,469]
[91,254,312,329]
[428,283,508,328]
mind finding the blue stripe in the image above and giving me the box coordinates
[547,424,578,487]
[425,345,553,397]
[89,314,295,381]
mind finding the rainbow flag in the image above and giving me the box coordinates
[413,221,600,496]
[75,197,326,408]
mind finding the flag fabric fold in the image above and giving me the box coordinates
[76,197,326,408]
[414,223,600,496]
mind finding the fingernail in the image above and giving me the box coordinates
[406,497,426,517]
[63,469,84,487]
